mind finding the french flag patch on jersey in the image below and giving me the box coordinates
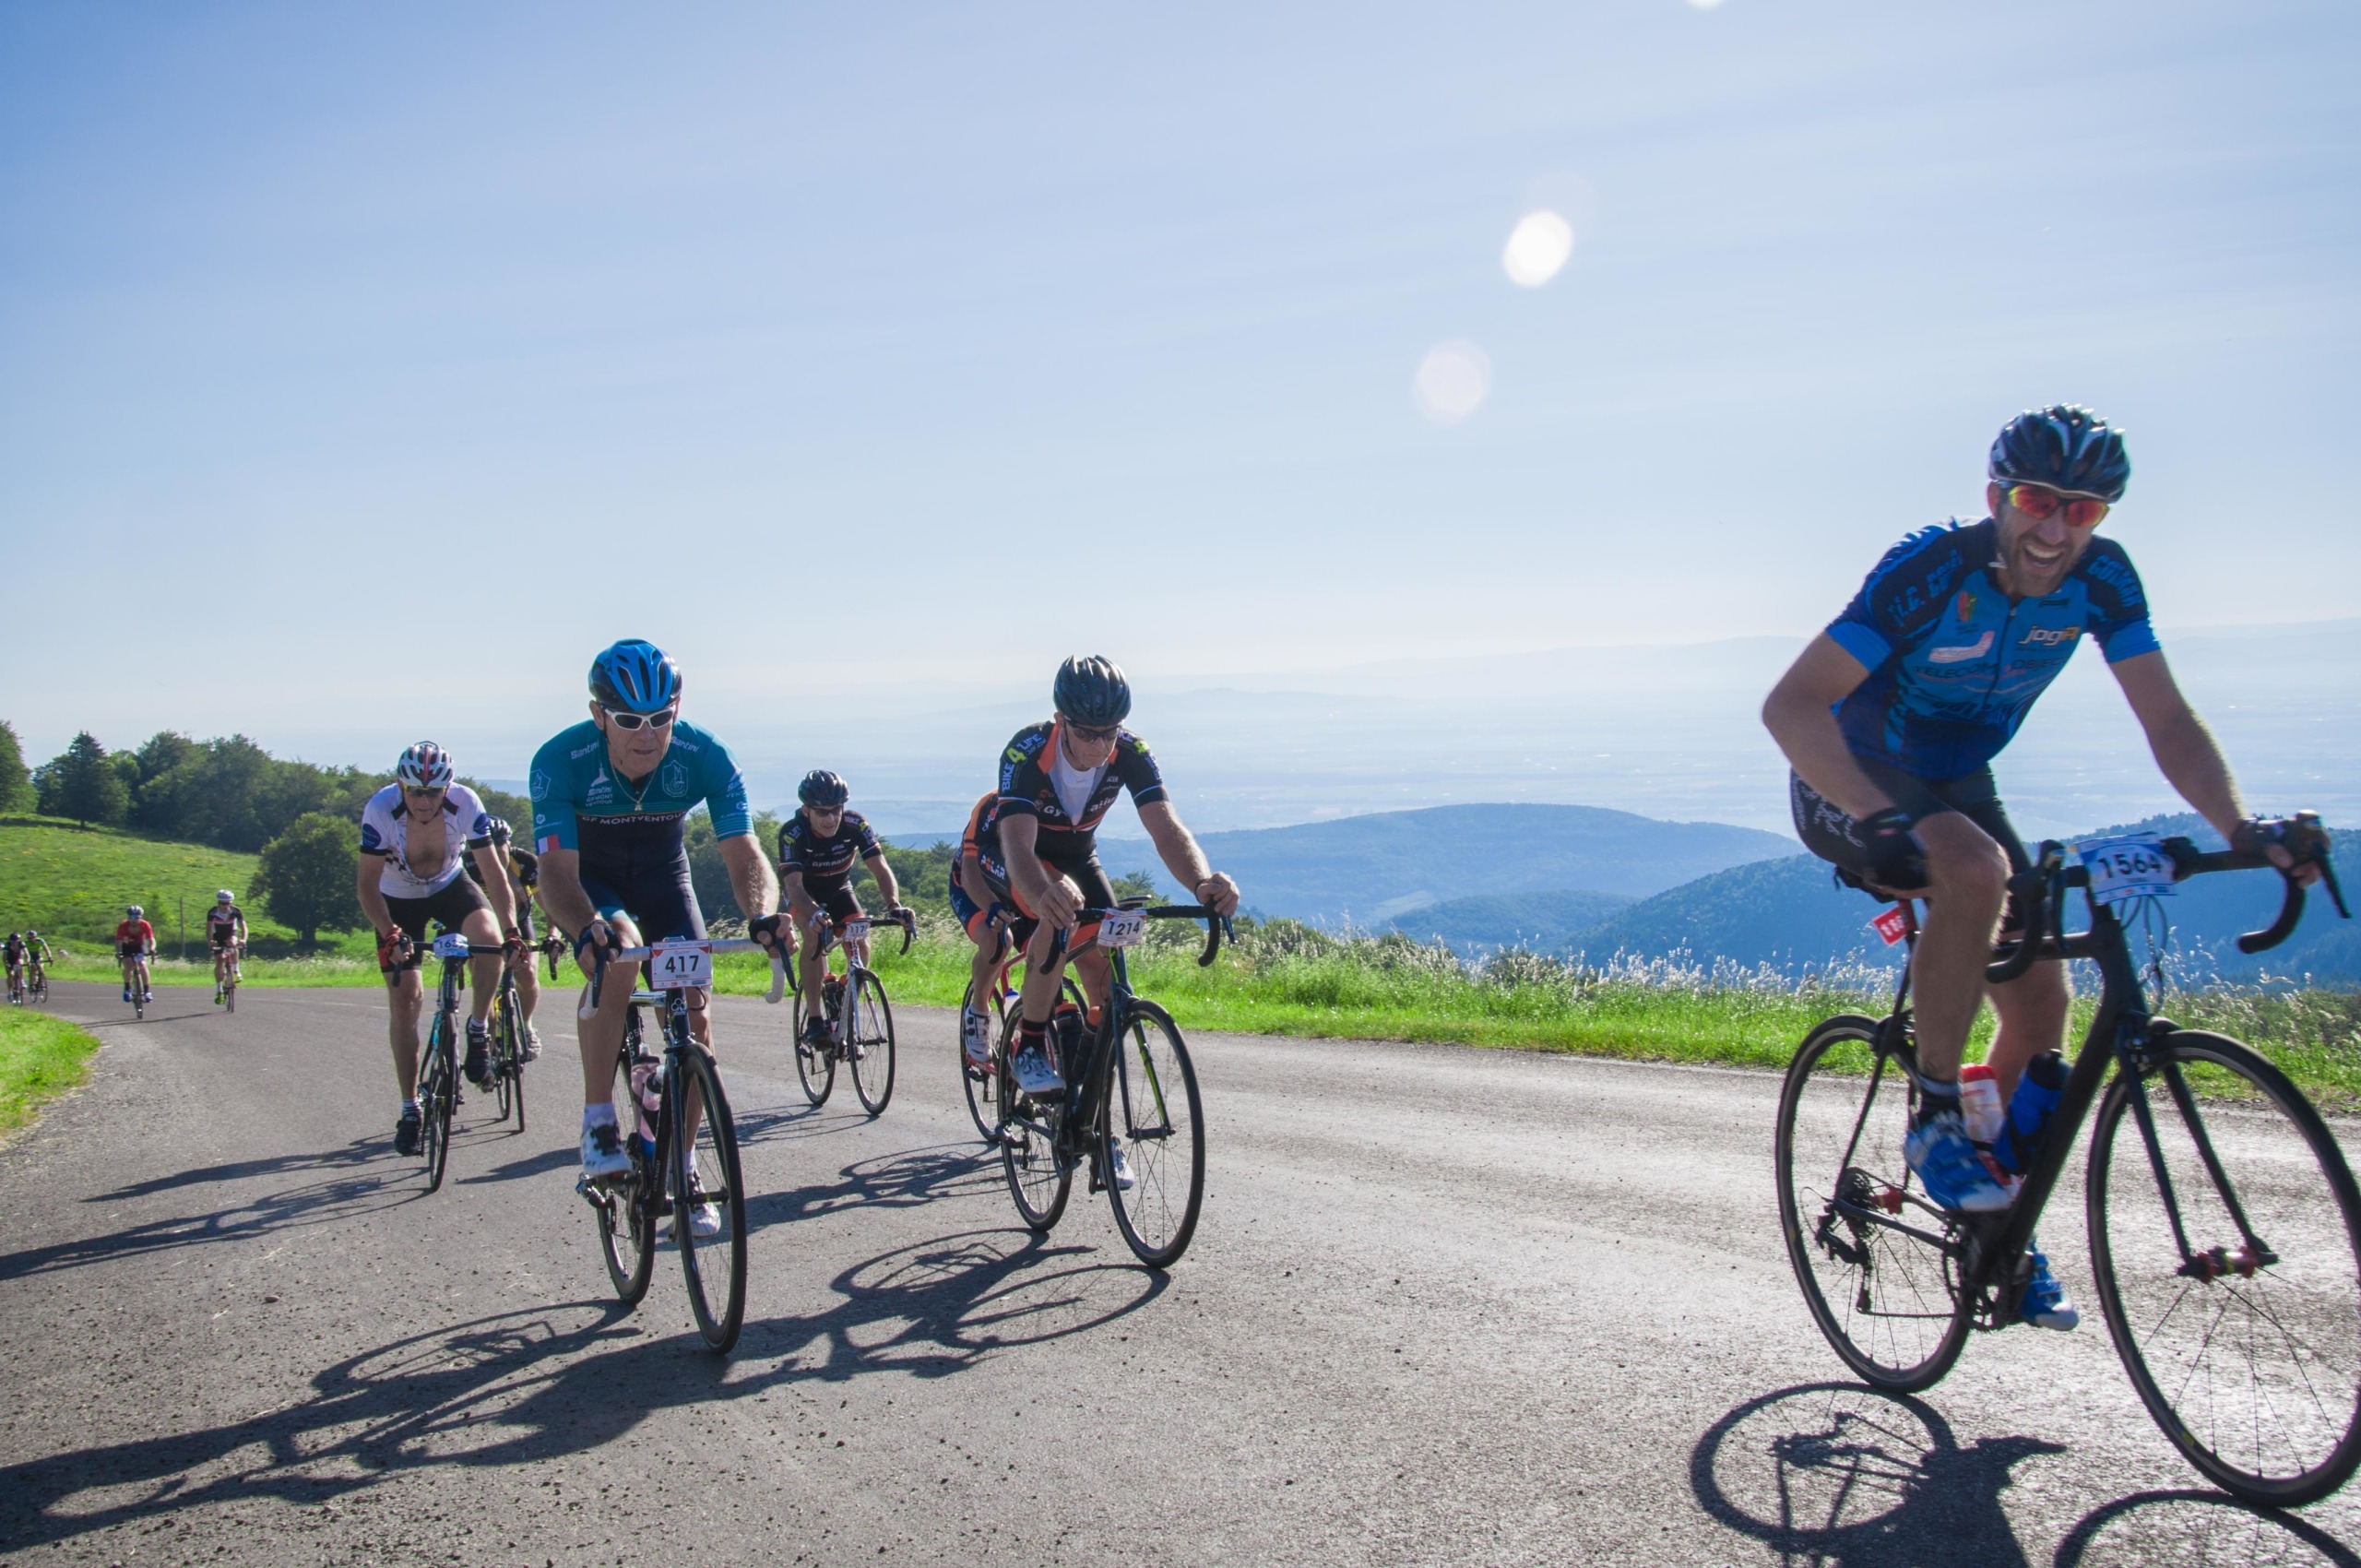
[1871,906,1911,945]
[539,834,561,855]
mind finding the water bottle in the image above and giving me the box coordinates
[628,1059,661,1146]
[1959,1063,2003,1148]
[1995,1051,2068,1176]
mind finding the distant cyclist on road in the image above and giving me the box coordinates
[983,657,1240,1181]
[20,930,51,991]
[205,890,248,1005]
[4,932,26,1003]
[115,907,156,1004]
[356,743,522,1157]
[1762,405,2318,1332]
[777,770,912,1051]
[466,817,546,1060]
[530,639,790,1189]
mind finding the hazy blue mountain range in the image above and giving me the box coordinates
[1382,890,1636,955]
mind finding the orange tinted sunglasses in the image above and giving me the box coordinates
[2006,483,2110,529]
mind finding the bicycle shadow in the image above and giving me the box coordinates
[0,1228,1168,1555]
[0,1141,413,1284]
[2053,1489,2360,1566]
[742,1141,1003,1233]
[1691,1383,2064,1566]
[456,1144,578,1185]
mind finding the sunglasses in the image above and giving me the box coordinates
[602,706,678,731]
[2005,484,2110,529]
[401,785,445,798]
[1065,721,1121,743]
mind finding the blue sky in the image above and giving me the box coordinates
[3,1,2355,826]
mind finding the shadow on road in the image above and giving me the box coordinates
[0,1227,1165,1555]
[0,1139,412,1283]
[1691,1383,2064,1566]
[2053,1489,2359,1566]
[743,1141,1004,1233]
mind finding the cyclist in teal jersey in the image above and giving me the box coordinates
[530,639,790,1183]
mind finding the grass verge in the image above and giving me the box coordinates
[0,1008,100,1142]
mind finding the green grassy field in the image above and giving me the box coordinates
[0,1008,99,1142]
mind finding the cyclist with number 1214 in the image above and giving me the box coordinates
[1762,404,2321,1331]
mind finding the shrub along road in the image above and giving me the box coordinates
[1,984,2355,1564]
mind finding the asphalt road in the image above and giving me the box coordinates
[3,980,2357,1567]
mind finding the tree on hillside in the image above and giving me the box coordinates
[35,733,128,827]
[0,719,30,814]
[251,812,364,946]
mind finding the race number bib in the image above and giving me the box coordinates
[1097,910,1148,948]
[2079,833,2176,907]
[431,932,472,960]
[1870,906,1911,946]
[841,919,871,944]
[649,940,713,990]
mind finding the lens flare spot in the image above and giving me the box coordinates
[1501,209,1574,288]
[1414,340,1491,425]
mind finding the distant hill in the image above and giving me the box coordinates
[1383,889,1636,956]
[0,818,276,952]
[1125,803,1794,926]
[1567,812,2361,986]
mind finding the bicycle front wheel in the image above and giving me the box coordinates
[421,1016,457,1194]
[492,994,516,1124]
[1102,1000,1204,1269]
[848,971,896,1116]
[998,1008,1072,1229]
[1775,1014,1972,1392]
[2088,1028,2361,1507]
[790,991,836,1106]
[670,1048,748,1354]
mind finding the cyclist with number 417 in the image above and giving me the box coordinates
[986,657,1240,1187]
[530,639,792,1190]
[1763,404,2323,1334]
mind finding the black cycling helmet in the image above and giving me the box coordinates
[1053,655,1132,728]
[589,638,683,714]
[1988,405,2130,503]
[798,769,850,808]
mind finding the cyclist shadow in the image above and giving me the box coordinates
[741,1141,1004,1233]
[455,1145,579,1185]
[741,1225,1169,1382]
[2053,1489,2360,1567]
[730,1099,892,1149]
[0,1141,406,1284]
[1691,1383,2065,1566]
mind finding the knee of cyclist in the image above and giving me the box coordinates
[1929,837,2009,909]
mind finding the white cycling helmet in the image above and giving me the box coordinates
[217,889,234,904]
[126,905,143,918]
[396,741,455,790]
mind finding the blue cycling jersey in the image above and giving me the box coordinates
[1826,517,2159,780]
[528,719,753,866]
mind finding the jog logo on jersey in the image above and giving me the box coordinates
[1871,906,1911,945]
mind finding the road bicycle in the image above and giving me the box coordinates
[992,900,1226,1269]
[118,951,152,1019]
[6,965,22,1006]
[415,930,504,1193]
[25,957,47,1005]
[578,934,786,1354]
[482,935,561,1132]
[790,909,913,1115]
[212,944,242,1013]
[1776,814,2359,1507]
[960,923,1085,1144]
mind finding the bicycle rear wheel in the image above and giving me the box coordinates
[1102,1000,1204,1268]
[960,978,1004,1142]
[998,1007,1072,1229]
[1775,1014,1972,1392]
[421,1014,457,1194]
[670,1047,748,1353]
[848,971,896,1115]
[597,1049,655,1305]
[790,990,836,1106]
[2088,1028,2361,1507]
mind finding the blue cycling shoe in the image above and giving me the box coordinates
[2020,1247,2080,1331]
[1904,1110,2014,1213]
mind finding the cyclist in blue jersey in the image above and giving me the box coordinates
[1763,406,2318,1330]
[530,639,790,1186]
[986,657,1239,1181]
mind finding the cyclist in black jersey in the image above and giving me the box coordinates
[777,770,912,1047]
[988,658,1239,1139]
[205,891,247,1005]
[466,818,546,1059]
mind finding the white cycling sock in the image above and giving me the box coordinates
[402,1099,419,1115]
[582,1103,618,1131]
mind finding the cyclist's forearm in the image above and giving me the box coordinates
[535,850,599,934]
[719,834,780,921]
[356,859,394,932]
[2148,707,2246,840]
[1765,702,1893,820]
[866,855,902,907]
[1139,802,1212,893]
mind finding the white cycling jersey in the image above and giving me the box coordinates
[359,782,495,899]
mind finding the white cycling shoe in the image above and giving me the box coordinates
[1105,1138,1134,1192]
[961,1007,992,1071]
[1012,1043,1063,1097]
[579,1120,631,1182]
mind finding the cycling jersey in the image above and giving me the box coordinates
[528,719,752,861]
[463,844,540,893]
[359,782,495,899]
[777,808,883,892]
[206,906,244,944]
[2,937,23,965]
[1826,517,2158,780]
[992,719,1167,863]
[115,920,155,951]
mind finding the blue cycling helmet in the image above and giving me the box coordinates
[1053,655,1132,727]
[1988,405,2130,503]
[588,639,682,713]
[798,769,849,808]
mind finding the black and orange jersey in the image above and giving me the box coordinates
[777,807,884,893]
[991,719,1166,863]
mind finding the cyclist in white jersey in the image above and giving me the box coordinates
[356,742,521,1157]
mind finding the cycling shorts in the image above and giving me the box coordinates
[578,856,706,944]
[978,846,1116,953]
[117,944,147,960]
[381,874,494,974]
[208,935,239,953]
[805,883,863,929]
[948,875,997,945]
[1792,755,2032,885]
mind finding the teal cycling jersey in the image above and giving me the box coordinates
[528,719,753,863]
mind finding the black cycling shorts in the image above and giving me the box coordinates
[382,873,494,973]
[579,856,705,944]
[1792,756,2032,883]
[802,881,863,928]
[979,845,1116,952]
